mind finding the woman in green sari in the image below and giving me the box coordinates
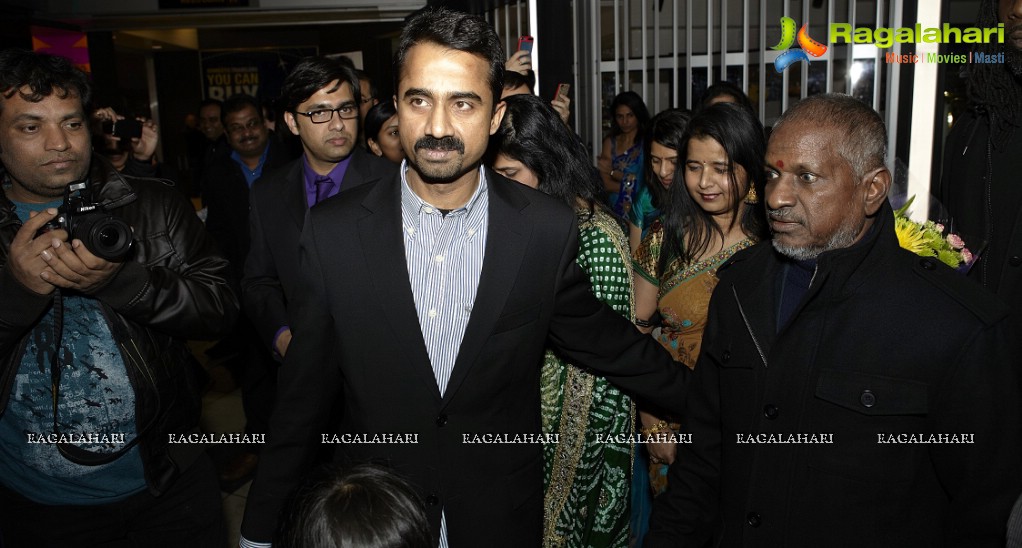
[632,102,768,494]
[490,93,634,548]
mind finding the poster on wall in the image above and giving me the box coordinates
[200,48,316,103]
[31,26,90,74]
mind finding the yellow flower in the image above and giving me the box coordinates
[895,216,930,256]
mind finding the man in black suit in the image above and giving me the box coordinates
[240,8,687,548]
[203,94,292,482]
[243,56,397,359]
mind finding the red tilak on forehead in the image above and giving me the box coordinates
[777,160,784,168]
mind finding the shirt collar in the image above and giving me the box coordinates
[400,161,488,238]
[303,154,351,189]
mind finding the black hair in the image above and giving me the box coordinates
[277,463,432,548]
[221,93,263,126]
[697,81,756,115]
[280,56,362,114]
[659,102,767,272]
[489,93,604,218]
[364,100,398,152]
[643,108,692,208]
[966,0,1022,145]
[0,49,91,113]
[355,69,379,102]
[609,91,650,137]
[773,93,886,182]
[395,7,505,108]
[199,98,222,111]
[502,70,532,93]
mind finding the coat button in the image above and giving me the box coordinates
[426,494,439,506]
[746,512,762,527]
[722,350,731,362]
[860,390,876,408]
[763,404,779,419]
[1010,256,1022,267]
[435,414,448,427]
[920,258,936,270]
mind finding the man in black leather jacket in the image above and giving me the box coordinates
[0,49,238,546]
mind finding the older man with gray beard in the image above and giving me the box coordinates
[646,93,1022,547]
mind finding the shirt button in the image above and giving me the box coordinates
[428,309,437,318]
[426,494,439,506]
[468,228,476,236]
[746,512,762,527]
[435,255,445,263]
[435,414,448,427]
[406,227,415,235]
[423,207,433,214]
[860,390,876,408]
[763,404,778,419]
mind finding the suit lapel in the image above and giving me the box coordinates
[339,148,370,191]
[733,251,780,359]
[357,174,441,402]
[441,172,531,406]
[282,161,306,231]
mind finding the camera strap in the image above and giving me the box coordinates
[49,288,143,466]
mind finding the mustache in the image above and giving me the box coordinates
[767,207,801,222]
[415,136,464,153]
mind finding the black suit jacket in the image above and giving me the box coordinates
[646,204,1022,547]
[240,168,688,546]
[203,139,292,283]
[242,148,398,349]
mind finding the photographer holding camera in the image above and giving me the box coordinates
[91,105,177,181]
[0,49,238,546]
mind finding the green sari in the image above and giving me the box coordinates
[541,207,635,548]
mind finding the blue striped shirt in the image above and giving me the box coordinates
[400,163,489,396]
[402,162,488,548]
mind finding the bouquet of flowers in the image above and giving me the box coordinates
[893,197,975,271]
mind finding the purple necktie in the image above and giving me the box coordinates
[314,175,335,205]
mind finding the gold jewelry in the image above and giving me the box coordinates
[640,420,670,436]
[744,184,759,204]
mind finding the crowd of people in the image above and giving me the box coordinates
[0,1,1021,547]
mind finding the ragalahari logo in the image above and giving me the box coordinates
[773,17,828,72]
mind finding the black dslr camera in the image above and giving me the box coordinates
[41,181,133,261]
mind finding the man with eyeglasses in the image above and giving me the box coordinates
[242,56,395,368]
[202,93,294,484]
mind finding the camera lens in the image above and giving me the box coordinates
[73,214,133,261]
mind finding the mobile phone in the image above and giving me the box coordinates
[102,118,143,140]
[517,35,534,53]
[555,83,571,100]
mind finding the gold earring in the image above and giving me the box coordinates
[744,185,758,204]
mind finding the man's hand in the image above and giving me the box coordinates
[505,50,532,75]
[551,94,571,126]
[275,328,293,358]
[132,119,159,163]
[7,209,62,295]
[39,235,125,293]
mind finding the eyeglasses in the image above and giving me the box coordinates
[295,105,359,124]
[227,118,264,134]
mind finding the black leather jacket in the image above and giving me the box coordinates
[0,158,238,495]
